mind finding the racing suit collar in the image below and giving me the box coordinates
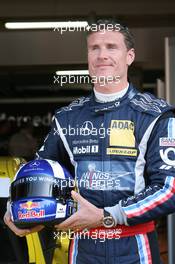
[89,83,137,113]
[94,84,129,103]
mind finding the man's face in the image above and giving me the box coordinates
[87,30,135,83]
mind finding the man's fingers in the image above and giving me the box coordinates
[56,219,75,229]
[71,191,90,206]
[55,214,78,230]
[4,213,30,236]
[8,223,44,237]
[3,210,11,223]
[6,220,30,237]
[4,210,44,237]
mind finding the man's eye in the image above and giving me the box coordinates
[91,46,99,50]
[107,45,117,49]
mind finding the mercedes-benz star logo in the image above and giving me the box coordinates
[29,161,40,167]
[81,121,94,135]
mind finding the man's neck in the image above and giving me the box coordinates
[94,80,129,94]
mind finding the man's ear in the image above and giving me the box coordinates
[127,48,135,66]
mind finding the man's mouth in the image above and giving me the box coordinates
[96,64,112,67]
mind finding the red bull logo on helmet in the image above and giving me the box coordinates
[20,201,40,210]
[18,209,45,219]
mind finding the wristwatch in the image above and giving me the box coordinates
[102,209,115,228]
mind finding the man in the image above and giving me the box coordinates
[4,19,175,263]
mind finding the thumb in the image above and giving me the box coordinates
[71,190,89,206]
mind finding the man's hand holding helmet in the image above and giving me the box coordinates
[55,190,104,232]
[4,159,77,236]
[4,200,44,237]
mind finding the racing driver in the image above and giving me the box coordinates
[4,18,175,264]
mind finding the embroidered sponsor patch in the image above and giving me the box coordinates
[72,139,98,145]
[107,148,137,156]
[73,145,99,154]
[160,147,175,165]
[109,120,135,148]
[56,203,67,218]
[159,137,175,147]
[77,161,135,191]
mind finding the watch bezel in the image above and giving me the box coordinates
[103,210,115,228]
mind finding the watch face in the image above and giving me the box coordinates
[103,216,115,228]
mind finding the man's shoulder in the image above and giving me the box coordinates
[130,91,174,116]
[54,96,91,116]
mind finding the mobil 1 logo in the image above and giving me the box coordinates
[73,145,99,155]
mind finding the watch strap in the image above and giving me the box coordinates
[104,209,111,217]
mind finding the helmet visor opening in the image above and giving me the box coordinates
[10,175,75,202]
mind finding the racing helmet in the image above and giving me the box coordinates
[10,159,76,228]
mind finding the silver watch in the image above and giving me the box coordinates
[102,209,115,228]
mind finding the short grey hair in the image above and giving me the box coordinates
[87,18,135,50]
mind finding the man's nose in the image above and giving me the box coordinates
[98,48,108,59]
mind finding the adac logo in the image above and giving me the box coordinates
[29,161,40,167]
[109,120,135,148]
[20,201,40,210]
